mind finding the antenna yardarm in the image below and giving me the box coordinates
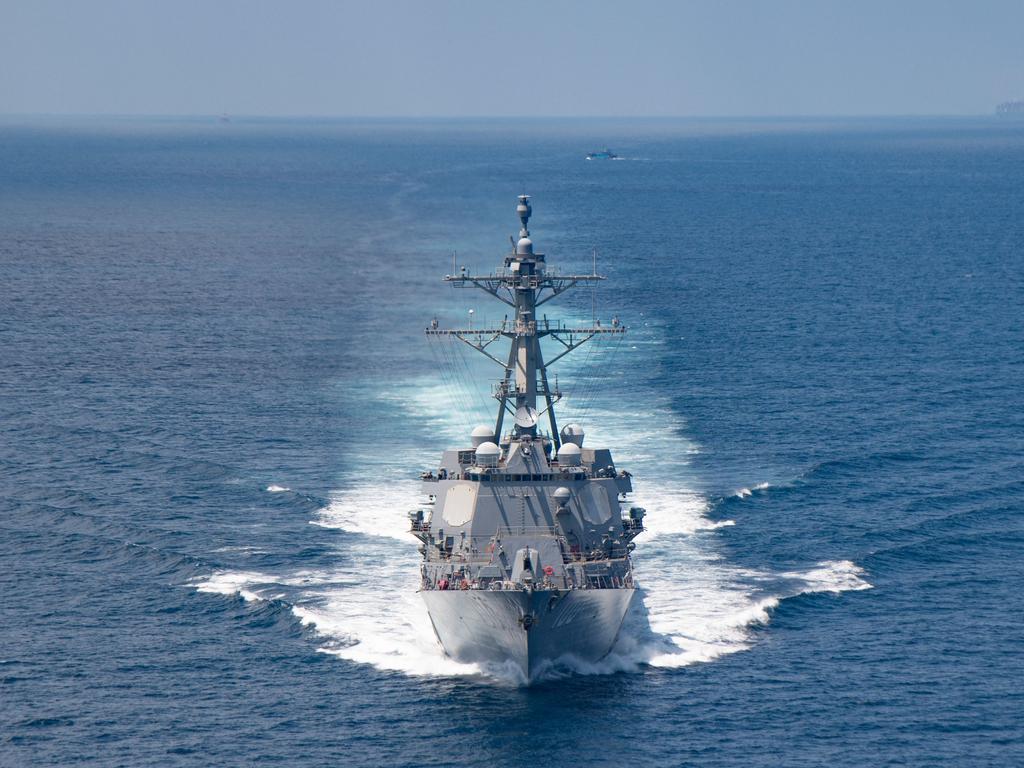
[427,196,624,448]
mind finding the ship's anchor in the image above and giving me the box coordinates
[547,591,563,613]
[519,613,536,631]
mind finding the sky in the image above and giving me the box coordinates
[0,0,1021,117]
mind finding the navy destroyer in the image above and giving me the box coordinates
[410,195,644,680]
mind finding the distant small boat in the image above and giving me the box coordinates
[586,148,617,160]
[996,100,1024,117]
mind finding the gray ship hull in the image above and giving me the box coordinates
[422,588,634,681]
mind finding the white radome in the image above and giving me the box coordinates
[471,425,494,448]
[557,442,582,466]
[475,441,501,467]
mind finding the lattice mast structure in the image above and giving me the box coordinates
[426,195,624,445]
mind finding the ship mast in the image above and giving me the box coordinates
[426,195,624,449]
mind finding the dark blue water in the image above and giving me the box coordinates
[2,117,1022,766]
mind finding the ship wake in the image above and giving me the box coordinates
[191,375,870,684]
[193,479,868,684]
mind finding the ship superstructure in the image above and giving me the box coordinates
[410,195,645,681]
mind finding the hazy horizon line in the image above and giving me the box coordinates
[0,111,1010,121]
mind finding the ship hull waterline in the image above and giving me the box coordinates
[422,587,635,681]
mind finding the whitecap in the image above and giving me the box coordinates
[733,482,771,499]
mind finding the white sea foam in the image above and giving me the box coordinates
[312,481,422,542]
[780,560,873,594]
[293,585,484,679]
[629,558,870,669]
[733,482,771,499]
[194,570,268,603]
[192,546,489,680]
[210,545,270,555]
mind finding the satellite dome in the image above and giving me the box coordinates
[516,237,533,256]
[471,425,494,448]
[475,441,501,467]
[552,487,571,504]
[557,442,582,467]
[560,423,585,447]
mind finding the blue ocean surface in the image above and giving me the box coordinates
[1,116,1022,766]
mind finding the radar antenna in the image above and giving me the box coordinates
[426,195,625,449]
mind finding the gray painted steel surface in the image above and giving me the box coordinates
[422,588,635,679]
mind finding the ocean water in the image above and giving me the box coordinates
[2,116,1022,766]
